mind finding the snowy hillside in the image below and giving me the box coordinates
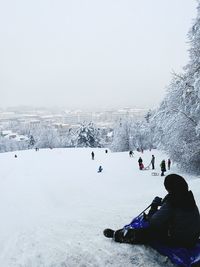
[0,148,199,267]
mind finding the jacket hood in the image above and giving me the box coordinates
[164,174,188,193]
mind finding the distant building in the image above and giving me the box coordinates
[1,130,13,137]
[1,130,29,142]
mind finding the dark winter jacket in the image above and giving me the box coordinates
[149,191,200,247]
[160,160,166,172]
[151,156,155,164]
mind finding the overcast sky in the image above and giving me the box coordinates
[0,0,197,110]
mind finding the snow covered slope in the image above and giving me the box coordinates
[0,148,199,267]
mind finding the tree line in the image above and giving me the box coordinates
[111,1,200,174]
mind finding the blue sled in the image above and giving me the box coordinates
[124,216,200,267]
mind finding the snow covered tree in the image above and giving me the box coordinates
[110,117,155,152]
[29,135,35,148]
[110,119,130,152]
[144,109,152,123]
[34,127,60,148]
[153,1,200,173]
[75,122,101,148]
[130,121,154,151]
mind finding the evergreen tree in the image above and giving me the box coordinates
[29,135,35,148]
[76,122,101,148]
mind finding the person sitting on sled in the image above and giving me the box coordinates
[98,166,103,173]
[104,174,200,248]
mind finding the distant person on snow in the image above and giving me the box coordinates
[98,166,103,173]
[91,151,95,160]
[160,160,166,176]
[105,149,108,154]
[168,159,171,170]
[129,151,134,157]
[14,154,17,158]
[138,157,143,170]
[103,174,200,248]
[151,155,155,170]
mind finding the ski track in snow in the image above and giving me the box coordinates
[0,148,199,267]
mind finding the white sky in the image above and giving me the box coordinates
[0,0,197,110]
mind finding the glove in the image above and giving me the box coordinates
[151,196,162,207]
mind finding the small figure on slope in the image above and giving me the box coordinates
[168,159,171,170]
[151,155,155,170]
[138,157,144,170]
[91,151,95,160]
[160,160,166,176]
[129,151,134,157]
[98,166,103,173]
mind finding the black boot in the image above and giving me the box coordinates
[112,228,136,243]
[103,228,115,238]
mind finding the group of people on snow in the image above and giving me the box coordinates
[138,155,171,176]
[92,149,171,176]
[102,149,200,256]
[90,149,200,252]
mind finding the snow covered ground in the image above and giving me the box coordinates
[0,148,199,267]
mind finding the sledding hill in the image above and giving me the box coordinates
[0,148,199,267]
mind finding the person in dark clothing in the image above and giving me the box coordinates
[129,151,134,157]
[103,174,200,248]
[91,151,95,160]
[168,159,171,170]
[151,155,155,170]
[98,166,103,173]
[105,149,108,154]
[160,160,166,176]
[138,157,143,170]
